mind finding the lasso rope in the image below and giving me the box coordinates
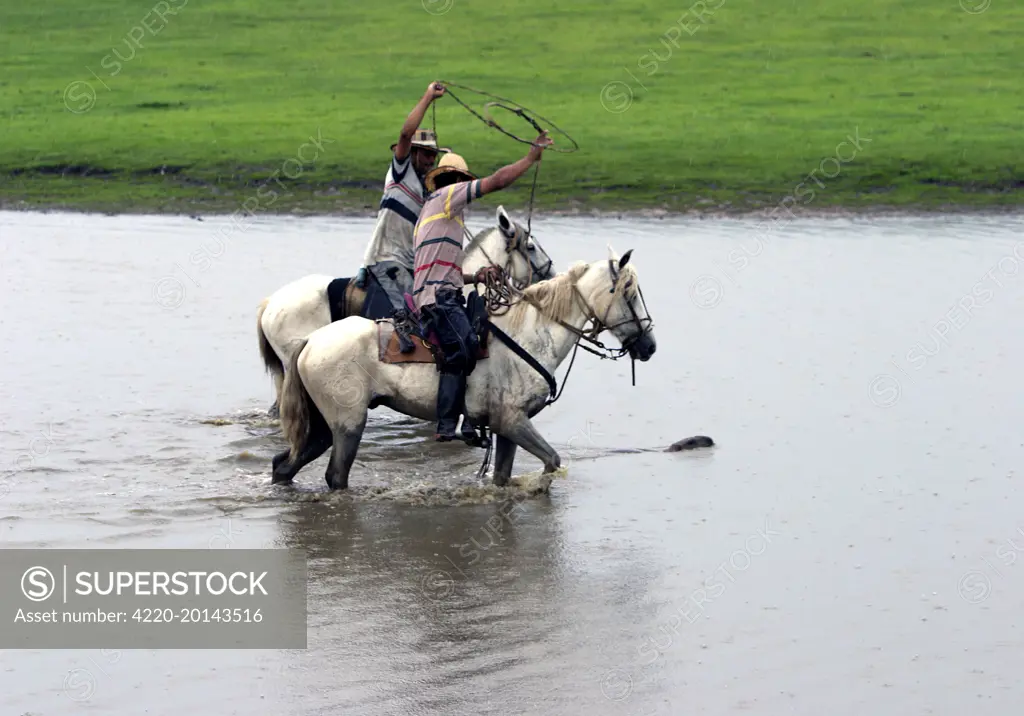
[435,81,579,153]
[432,80,578,245]
[462,226,523,316]
[478,267,518,315]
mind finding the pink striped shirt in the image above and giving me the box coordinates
[412,180,483,309]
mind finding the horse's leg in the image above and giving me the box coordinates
[271,415,333,484]
[502,415,561,474]
[324,411,368,491]
[492,435,518,487]
[269,369,284,417]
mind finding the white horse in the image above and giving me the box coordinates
[256,206,555,411]
[272,249,656,490]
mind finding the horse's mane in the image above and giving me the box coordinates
[466,222,514,254]
[506,260,639,331]
[464,227,493,254]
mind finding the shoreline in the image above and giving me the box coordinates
[6,163,1023,222]
[4,197,1023,222]
[4,173,1023,223]
[9,174,1021,226]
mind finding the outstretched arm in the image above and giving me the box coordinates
[478,131,554,197]
[394,82,446,161]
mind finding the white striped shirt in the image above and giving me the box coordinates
[361,152,425,268]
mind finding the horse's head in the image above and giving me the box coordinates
[464,206,556,287]
[578,248,656,361]
[496,206,556,284]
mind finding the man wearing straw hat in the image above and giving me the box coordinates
[413,130,554,443]
[357,81,449,354]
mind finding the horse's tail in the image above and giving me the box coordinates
[280,338,312,461]
[256,297,284,379]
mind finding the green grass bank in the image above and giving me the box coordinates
[2,0,1022,215]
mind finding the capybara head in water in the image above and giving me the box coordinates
[665,435,714,452]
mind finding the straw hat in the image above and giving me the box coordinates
[390,128,450,154]
[424,152,477,193]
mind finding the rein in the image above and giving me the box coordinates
[521,278,651,364]
[463,224,552,316]
[485,321,558,400]
[486,266,655,408]
[471,264,654,481]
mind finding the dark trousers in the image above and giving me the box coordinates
[421,289,479,376]
[367,261,414,315]
[420,289,479,434]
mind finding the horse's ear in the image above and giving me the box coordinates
[606,244,620,286]
[619,249,633,269]
[497,205,515,241]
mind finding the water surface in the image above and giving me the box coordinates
[2,209,1024,715]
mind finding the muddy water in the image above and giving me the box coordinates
[2,209,1024,715]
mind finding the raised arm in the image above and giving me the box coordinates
[461,133,553,284]
[478,131,554,197]
[394,82,446,161]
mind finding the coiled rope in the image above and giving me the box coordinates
[432,81,579,153]
[431,80,579,243]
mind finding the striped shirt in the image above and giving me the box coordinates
[412,179,483,309]
[361,152,426,268]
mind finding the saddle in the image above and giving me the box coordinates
[326,277,367,322]
[326,275,391,323]
[377,291,490,365]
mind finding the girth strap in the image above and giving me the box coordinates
[484,319,557,401]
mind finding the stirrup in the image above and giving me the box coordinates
[462,434,490,449]
[397,331,416,353]
[394,315,416,353]
[461,424,490,449]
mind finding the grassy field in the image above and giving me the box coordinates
[2,0,1022,215]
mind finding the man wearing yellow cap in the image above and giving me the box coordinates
[412,131,554,442]
[357,81,448,353]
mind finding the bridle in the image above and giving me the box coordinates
[473,223,552,285]
[524,254,654,362]
[473,257,654,479]
[514,229,554,288]
[599,254,654,354]
[465,223,554,314]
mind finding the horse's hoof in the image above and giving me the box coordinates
[271,451,289,471]
[324,472,348,491]
[542,459,561,473]
[268,402,280,419]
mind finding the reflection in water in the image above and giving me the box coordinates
[262,494,669,715]
[271,497,569,714]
